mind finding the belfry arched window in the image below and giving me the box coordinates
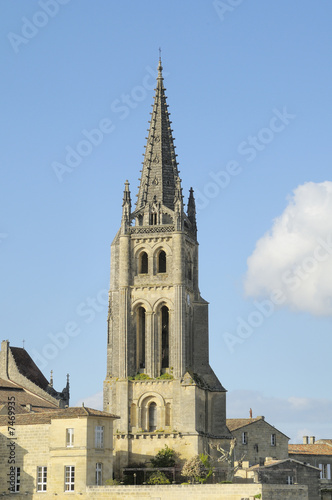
[158,250,166,273]
[137,307,146,370]
[161,306,169,369]
[139,252,148,274]
[149,402,157,431]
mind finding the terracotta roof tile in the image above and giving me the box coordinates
[226,417,264,431]
[289,444,332,456]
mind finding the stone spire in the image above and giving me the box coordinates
[135,59,180,213]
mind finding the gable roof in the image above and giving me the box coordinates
[250,458,320,471]
[10,347,49,390]
[227,417,263,431]
[289,444,332,456]
[227,417,290,439]
[0,377,58,412]
[0,406,120,426]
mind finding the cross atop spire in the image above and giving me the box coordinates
[135,60,180,213]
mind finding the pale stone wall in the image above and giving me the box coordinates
[0,483,308,499]
[230,418,289,466]
[0,415,114,495]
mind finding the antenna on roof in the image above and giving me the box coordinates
[22,339,25,349]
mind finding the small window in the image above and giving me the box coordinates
[10,467,20,493]
[139,252,148,274]
[96,463,103,485]
[64,466,75,491]
[319,463,330,479]
[242,431,248,445]
[271,434,276,446]
[287,475,294,485]
[66,428,74,447]
[95,426,104,448]
[37,466,47,492]
[158,250,166,273]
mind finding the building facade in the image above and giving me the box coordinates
[103,60,232,473]
[227,415,289,466]
[0,406,118,496]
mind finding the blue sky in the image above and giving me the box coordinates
[1,1,332,443]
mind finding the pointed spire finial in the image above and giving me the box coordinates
[158,49,163,79]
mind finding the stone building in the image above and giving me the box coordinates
[0,406,118,495]
[249,458,321,500]
[0,340,69,410]
[103,59,232,474]
[227,415,289,466]
[289,437,332,498]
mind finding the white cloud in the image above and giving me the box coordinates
[74,391,103,410]
[244,181,332,315]
[227,390,332,443]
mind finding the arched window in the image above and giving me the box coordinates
[137,307,146,369]
[158,250,166,273]
[161,306,169,369]
[139,252,148,274]
[149,402,157,431]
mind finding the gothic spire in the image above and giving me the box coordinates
[135,59,180,212]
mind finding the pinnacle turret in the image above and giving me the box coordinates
[121,180,131,234]
[187,187,197,237]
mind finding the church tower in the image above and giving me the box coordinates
[104,59,232,474]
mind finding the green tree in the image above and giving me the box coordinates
[147,470,171,485]
[150,445,176,468]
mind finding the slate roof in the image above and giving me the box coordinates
[10,347,49,390]
[0,377,58,411]
[0,406,120,426]
[289,444,332,456]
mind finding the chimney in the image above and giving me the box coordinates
[303,436,309,444]
[309,436,315,444]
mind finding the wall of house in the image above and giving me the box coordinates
[258,462,320,500]
[231,419,289,466]
[0,416,114,495]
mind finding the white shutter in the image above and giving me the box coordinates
[327,464,331,480]
[319,463,323,479]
